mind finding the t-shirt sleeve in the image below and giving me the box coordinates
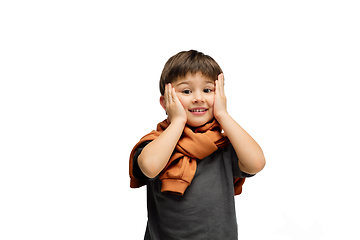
[132,141,151,181]
[227,143,256,178]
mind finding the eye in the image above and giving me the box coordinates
[203,88,212,93]
[182,89,191,94]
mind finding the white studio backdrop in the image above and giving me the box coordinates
[1,0,359,239]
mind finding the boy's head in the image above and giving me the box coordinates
[159,50,222,95]
[159,50,223,127]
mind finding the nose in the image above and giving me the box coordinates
[192,91,204,104]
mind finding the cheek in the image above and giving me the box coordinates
[176,94,189,109]
[206,95,215,107]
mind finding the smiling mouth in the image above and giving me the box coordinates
[189,109,208,112]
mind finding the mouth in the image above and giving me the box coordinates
[189,108,208,115]
[189,109,207,112]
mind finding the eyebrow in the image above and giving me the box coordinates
[176,80,214,86]
[205,80,215,84]
[176,81,189,86]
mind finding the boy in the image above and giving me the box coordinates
[129,50,265,240]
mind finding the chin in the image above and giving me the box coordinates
[186,117,213,128]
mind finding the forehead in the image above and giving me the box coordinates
[174,72,214,86]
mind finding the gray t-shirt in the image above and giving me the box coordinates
[133,142,254,240]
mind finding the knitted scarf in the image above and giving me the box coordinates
[129,119,245,196]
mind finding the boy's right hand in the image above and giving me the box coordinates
[139,83,187,179]
[164,83,187,125]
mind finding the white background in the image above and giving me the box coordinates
[1,0,359,239]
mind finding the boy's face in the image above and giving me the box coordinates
[171,72,215,127]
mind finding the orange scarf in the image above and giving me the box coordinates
[129,119,245,196]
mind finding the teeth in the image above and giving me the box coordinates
[191,109,206,112]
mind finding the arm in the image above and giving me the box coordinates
[214,74,266,174]
[138,83,187,178]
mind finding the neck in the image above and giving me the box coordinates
[186,118,216,132]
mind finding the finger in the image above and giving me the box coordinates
[218,73,225,96]
[164,84,168,105]
[165,83,170,106]
[216,76,222,94]
[214,80,219,97]
[168,83,173,103]
[171,86,178,103]
[215,74,220,93]
[168,83,174,102]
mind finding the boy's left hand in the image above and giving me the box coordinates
[214,73,229,120]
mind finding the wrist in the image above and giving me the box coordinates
[169,117,187,127]
[215,111,230,123]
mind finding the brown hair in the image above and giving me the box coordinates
[159,50,223,95]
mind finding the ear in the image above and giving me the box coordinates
[159,95,166,110]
